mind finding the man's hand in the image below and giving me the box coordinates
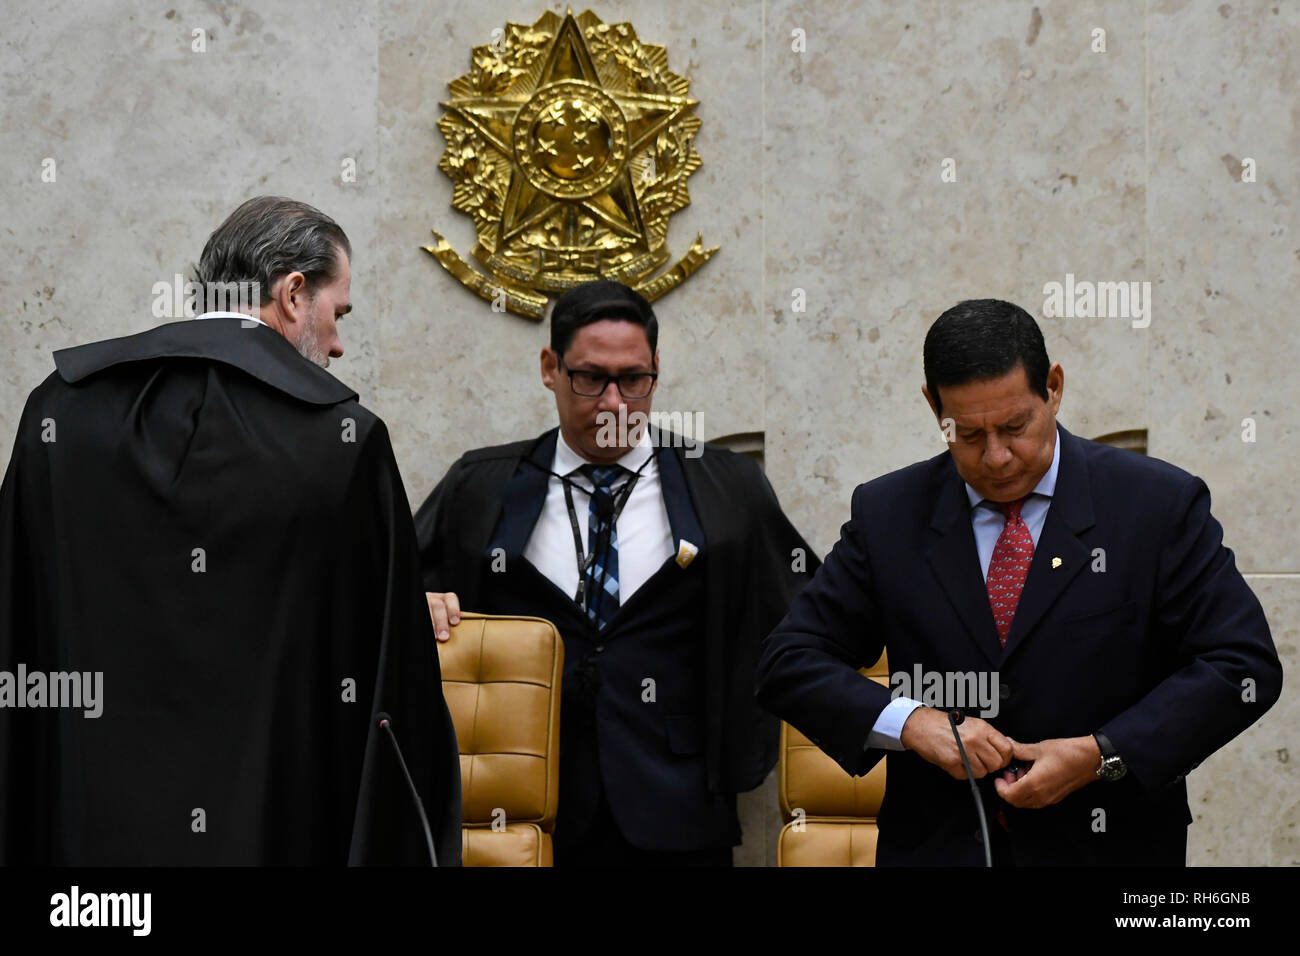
[899,706,1014,780]
[994,736,1101,808]
[425,591,461,642]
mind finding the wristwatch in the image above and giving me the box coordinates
[1093,731,1127,782]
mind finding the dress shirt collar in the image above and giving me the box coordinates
[194,310,268,327]
[965,424,1061,510]
[555,426,654,478]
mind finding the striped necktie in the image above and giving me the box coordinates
[580,463,625,629]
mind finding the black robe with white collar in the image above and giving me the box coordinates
[0,318,461,865]
[415,425,819,797]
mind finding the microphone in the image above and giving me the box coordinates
[947,708,993,868]
[376,712,438,867]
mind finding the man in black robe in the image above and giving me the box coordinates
[415,280,815,865]
[0,196,461,865]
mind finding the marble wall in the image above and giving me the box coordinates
[1,0,1294,865]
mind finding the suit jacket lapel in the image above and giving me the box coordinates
[1000,426,1095,662]
[491,429,558,561]
[653,433,705,564]
[925,463,1003,667]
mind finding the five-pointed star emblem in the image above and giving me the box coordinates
[441,13,697,246]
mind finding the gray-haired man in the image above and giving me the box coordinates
[0,196,461,865]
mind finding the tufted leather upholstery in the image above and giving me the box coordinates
[777,652,889,866]
[437,612,564,866]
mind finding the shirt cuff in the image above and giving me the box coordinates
[865,697,924,751]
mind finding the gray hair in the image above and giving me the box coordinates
[194,196,350,303]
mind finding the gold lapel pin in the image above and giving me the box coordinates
[1051,557,1063,569]
[676,539,699,569]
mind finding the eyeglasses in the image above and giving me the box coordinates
[558,358,658,399]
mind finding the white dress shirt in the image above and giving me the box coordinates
[523,429,675,607]
[868,427,1061,750]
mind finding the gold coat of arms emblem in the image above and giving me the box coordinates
[424,8,718,318]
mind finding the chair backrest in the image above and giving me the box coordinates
[777,652,889,866]
[437,613,564,831]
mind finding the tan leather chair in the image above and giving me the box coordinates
[437,612,563,866]
[777,652,889,866]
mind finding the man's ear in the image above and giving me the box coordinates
[1046,362,1064,413]
[922,384,940,420]
[540,346,557,391]
[275,271,308,327]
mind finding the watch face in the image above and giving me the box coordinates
[1099,756,1127,782]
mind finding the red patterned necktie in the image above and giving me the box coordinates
[985,496,1034,648]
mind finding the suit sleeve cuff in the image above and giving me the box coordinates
[865,697,923,751]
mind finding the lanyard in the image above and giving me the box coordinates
[562,456,651,610]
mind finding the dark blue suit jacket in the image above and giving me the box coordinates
[756,424,1282,865]
[416,427,819,808]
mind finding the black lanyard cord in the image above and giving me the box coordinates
[520,452,654,613]
[565,463,646,612]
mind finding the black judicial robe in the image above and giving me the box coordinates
[0,319,461,865]
[414,427,818,798]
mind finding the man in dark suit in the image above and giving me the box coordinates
[0,196,462,865]
[756,298,1282,866]
[416,280,815,866]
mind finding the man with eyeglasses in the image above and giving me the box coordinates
[414,279,817,866]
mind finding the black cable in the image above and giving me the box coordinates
[378,713,438,867]
[947,709,992,868]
